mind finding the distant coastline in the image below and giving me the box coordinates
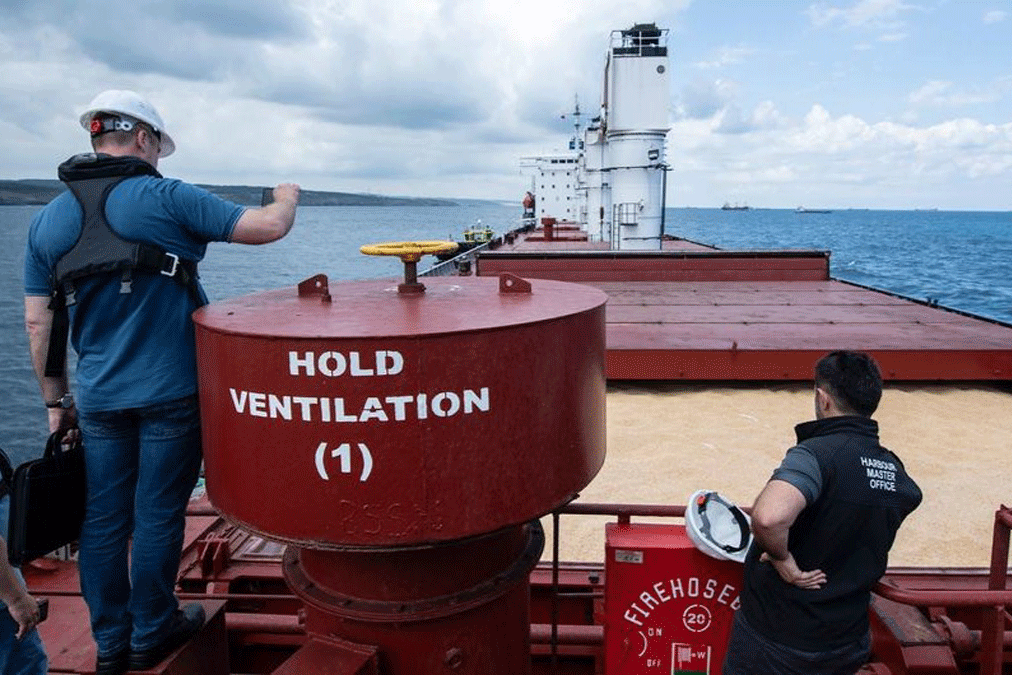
[0,178,456,207]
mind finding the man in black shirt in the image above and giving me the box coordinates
[723,351,922,675]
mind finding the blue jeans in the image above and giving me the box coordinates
[76,396,202,657]
[0,496,48,675]
[0,611,47,675]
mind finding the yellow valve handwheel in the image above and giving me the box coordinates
[360,240,459,263]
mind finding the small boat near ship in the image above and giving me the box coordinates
[796,206,833,213]
[23,21,1012,675]
[434,220,496,261]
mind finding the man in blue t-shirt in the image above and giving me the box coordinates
[723,351,921,675]
[23,90,300,675]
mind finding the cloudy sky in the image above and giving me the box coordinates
[1,0,1009,210]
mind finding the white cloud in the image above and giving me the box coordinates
[713,100,786,134]
[785,106,1012,168]
[0,0,691,194]
[983,10,1008,24]
[809,0,922,44]
[877,32,908,42]
[667,102,1012,208]
[792,105,875,152]
[678,79,739,119]
[692,46,755,70]
[807,1,919,55]
[908,80,1002,108]
[807,0,915,29]
[909,80,955,105]
[0,0,1008,209]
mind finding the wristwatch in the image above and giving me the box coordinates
[45,393,75,409]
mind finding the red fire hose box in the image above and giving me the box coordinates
[605,522,744,675]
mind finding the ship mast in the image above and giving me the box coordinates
[567,95,583,152]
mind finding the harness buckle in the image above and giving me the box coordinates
[161,253,180,278]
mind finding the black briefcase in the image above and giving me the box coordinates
[6,429,86,566]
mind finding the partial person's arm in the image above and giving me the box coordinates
[750,479,827,589]
[230,183,300,244]
[0,536,41,639]
[24,295,77,433]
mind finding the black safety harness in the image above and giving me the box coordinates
[44,153,202,377]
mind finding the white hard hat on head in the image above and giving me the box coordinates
[685,490,753,563]
[79,89,175,157]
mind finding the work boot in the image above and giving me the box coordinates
[95,649,129,675]
[128,603,206,670]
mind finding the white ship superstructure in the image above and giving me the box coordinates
[521,150,582,224]
[523,24,671,250]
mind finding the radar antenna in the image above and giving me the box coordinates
[564,95,584,152]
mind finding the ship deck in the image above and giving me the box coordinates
[27,500,1012,675]
[24,223,1012,674]
[474,225,1012,381]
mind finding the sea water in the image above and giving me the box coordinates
[1,203,1009,465]
[670,208,1012,321]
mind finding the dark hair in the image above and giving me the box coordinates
[814,350,882,417]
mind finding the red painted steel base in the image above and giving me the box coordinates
[280,522,544,674]
[271,636,378,675]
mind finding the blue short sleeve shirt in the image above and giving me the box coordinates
[24,175,245,412]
